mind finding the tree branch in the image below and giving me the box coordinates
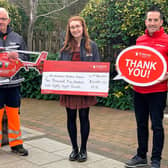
[36,0,79,19]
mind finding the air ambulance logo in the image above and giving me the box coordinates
[114,45,167,86]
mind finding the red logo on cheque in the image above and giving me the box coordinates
[114,45,167,86]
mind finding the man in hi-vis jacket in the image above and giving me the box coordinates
[0,7,28,156]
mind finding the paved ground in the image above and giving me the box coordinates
[1,98,167,168]
[1,130,124,168]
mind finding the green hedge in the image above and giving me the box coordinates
[97,80,134,110]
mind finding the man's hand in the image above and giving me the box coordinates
[7,51,19,60]
[157,72,168,83]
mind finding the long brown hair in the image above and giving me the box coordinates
[60,16,91,53]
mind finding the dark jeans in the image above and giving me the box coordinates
[134,91,167,161]
[0,87,21,108]
[66,107,90,151]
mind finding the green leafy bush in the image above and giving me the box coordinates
[97,80,134,110]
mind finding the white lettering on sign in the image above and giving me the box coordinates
[125,59,157,70]
[125,59,157,78]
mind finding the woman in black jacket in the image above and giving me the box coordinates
[59,16,100,162]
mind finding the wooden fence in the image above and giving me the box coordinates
[32,30,65,54]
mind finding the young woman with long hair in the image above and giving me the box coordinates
[59,16,100,162]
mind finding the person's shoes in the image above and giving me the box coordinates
[125,155,147,167]
[151,160,160,168]
[78,150,87,162]
[69,148,79,161]
[11,144,28,156]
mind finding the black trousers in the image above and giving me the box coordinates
[134,91,167,161]
[0,87,21,108]
[66,107,90,151]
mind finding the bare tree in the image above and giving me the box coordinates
[8,0,88,50]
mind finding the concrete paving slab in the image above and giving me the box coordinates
[0,150,20,165]
[0,160,41,168]
[0,127,125,168]
[53,146,72,159]
[25,137,70,152]
[41,159,86,168]
[21,126,45,139]
[22,147,63,166]
[25,137,124,168]
[85,158,124,168]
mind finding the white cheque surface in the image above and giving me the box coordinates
[41,71,109,93]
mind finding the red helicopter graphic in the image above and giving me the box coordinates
[0,46,48,80]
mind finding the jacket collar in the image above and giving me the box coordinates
[145,27,164,38]
[0,25,12,38]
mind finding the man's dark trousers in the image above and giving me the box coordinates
[134,91,167,161]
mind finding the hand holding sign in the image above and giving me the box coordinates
[114,45,167,86]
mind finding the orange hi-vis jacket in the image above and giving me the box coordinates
[0,106,23,147]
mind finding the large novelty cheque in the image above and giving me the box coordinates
[114,45,167,86]
[41,61,110,97]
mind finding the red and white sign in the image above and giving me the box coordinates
[114,45,167,86]
[41,61,110,97]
